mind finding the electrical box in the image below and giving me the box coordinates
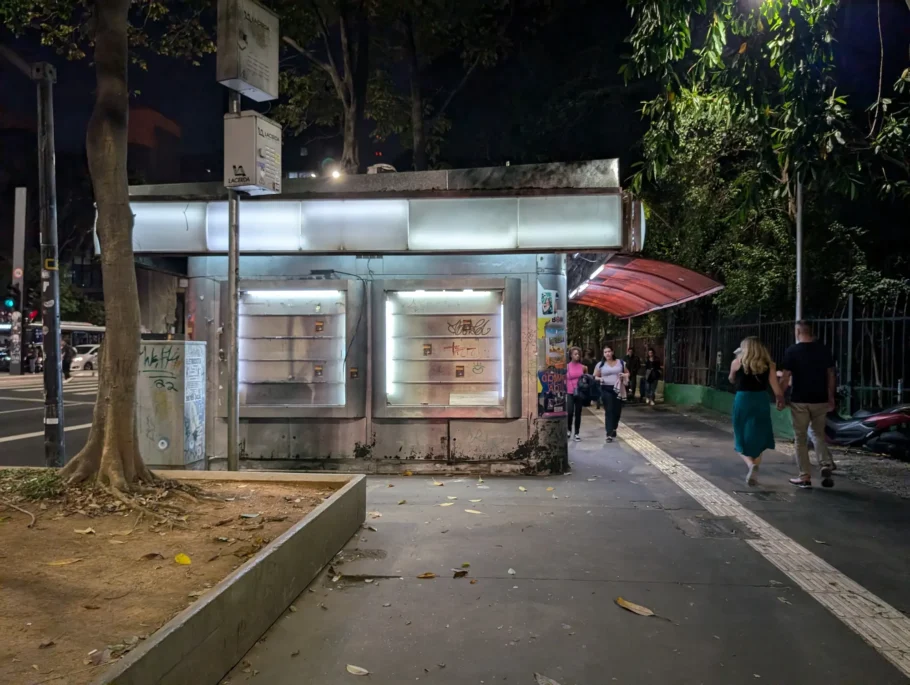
[224,110,282,195]
[216,0,279,102]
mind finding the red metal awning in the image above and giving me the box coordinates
[570,255,723,319]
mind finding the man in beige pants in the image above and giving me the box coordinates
[779,321,837,489]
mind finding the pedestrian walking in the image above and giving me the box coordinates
[641,348,662,405]
[780,321,837,489]
[624,346,641,401]
[594,345,628,443]
[26,345,37,374]
[729,337,784,486]
[566,347,587,441]
[61,338,76,382]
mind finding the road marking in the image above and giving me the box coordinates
[0,406,44,415]
[0,423,93,444]
[619,422,910,677]
[72,391,98,396]
[0,396,94,405]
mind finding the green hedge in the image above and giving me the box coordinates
[664,383,794,440]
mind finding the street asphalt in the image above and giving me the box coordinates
[0,374,96,466]
[223,403,910,685]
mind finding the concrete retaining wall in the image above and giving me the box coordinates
[664,383,795,439]
[93,471,366,685]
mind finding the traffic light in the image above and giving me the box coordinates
[3,283,19,310]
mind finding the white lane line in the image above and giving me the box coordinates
[0,406,44,415]
[72,391,98,396]
[619,422,910,678]
[0,396,94,406]
[0,423,93,444]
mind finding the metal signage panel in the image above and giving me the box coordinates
[216,0,279,102]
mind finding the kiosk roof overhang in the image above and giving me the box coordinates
[123,160,637,256]
[569,254,724,319]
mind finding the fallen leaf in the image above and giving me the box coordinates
[452,569,468,578]
[289,605,298,612]
[387,484,394,488]
[439,502,454,507]
[477,485,490,489]
[546,487,555,492]
[346,664,370,676]
[769,579,783,586]
[432,480,444,486]
[464,509,483,515]
[587,478,597,482]
[83,604,100,610]
[364,579,373,583]
[615,596,654,617]
[109,539,126,545]
[398,500,407,505]
[518,486,527,492]
[535,674,563,685]
[382,603,391,607]
[461,562,470,568]
[417,572,437,579]
[447,496,457,500]
[777,596,792,605]
[403,470,413,477]
[814,539,829,546]
[39,640,55,649]
[174,553,192,566]
[508,568,516,575]
[368,511,382,519]
[470,579,478,585]
[364,525,378,532]
[240,513,260,519]
[47,558,83,566]
[291,650,300,657]
[74,527,96,535]
[213,516,233,526]
[469,499,482,503]
[477,477,484,484]
[140,552,164,561]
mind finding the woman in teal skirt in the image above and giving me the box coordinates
[729,337,784,486]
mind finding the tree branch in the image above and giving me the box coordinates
[433,55,480,124]
[282,36,346,102]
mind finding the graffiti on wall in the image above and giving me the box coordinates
[537,282,566,417]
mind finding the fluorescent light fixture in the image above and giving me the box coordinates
[396,290,492,298]
[499,302,505,398]
[386,299,394,395]
[244,290,341,299]
[589,265,605,280]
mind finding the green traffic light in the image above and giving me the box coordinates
[3,298,14,308]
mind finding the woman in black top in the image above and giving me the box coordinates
[728,337,784,486]
[641,348,661,405]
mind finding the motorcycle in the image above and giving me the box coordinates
[823,404,910,460]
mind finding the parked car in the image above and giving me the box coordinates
[0,348,10,372]
[70,344,100,372]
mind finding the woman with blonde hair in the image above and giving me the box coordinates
[729,337,784,486]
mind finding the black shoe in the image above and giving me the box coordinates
[789,477,812,489]
[605,436,613,443]
[821,467,834,488]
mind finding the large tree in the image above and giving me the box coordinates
[1,0,212,490]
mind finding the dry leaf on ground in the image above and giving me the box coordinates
[47,558,83,566]
[174,553,192,566]
[535,674,563,685]
[404,470,413,476]
[140,552,164,561]
[546,487,555,492]
[346,664,370,676]
[447,496,457,500]
[461,562,470,568]
[469,499,482,503]
[464,509,483,515]
[470,579,478,584]
[615,596,654,617]
[452,569,468,578]
[74,527,96,535]
[417,572,437,579]
[432,480,444,487]
[518,486,527,492]
[398,500,407,505]
[439,502,454,507]
[508,568,516,575]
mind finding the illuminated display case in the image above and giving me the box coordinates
[372,278,522,418]
[220,279,367,418]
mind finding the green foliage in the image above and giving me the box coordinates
[0,468,64,500]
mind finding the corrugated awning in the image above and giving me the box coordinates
[570,255,723,319]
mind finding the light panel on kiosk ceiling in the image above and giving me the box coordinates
[243,290,342,299]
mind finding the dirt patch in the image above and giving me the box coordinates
[0,479,335,685]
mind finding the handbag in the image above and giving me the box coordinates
[613,360,627,400]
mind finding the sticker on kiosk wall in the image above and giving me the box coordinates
[455,365,465,378]
[423,343,433,356]
[314,365,324,378]
[315,320,324,333]
[349,367,359,379]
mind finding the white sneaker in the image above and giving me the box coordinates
[574,435,581,442]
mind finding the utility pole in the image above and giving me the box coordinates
[1,45,65,466]
[795,178,804,322]
[35,62,66,467]
[226,90,241,472]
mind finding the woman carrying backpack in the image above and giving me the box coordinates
[594,345,629,443]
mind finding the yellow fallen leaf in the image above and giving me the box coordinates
[447,496,457,500]
[346,664,370,676]
[519,486,527,492]
[477,477,484,484]
[47,558,83,566]
[439,502,454,507]
[461,562,470,568]
[432,480,444,486]
[74,527,96,535]
[546,487,555,492]
[174,553,192,566]
[109,540,126,545]
[417,572,437,579]
[397,499,407,505]
[464,509,483,515]
[615,596,654,617]
[469,499,482,503]
[403,470,413,477]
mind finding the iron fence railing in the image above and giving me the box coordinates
[665,294,909,414]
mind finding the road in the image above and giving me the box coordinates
[0,373,97,466]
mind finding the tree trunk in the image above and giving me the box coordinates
[340,104,359,173]
[61,0,151,490]
[404,14,427,171]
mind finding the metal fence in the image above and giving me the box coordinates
[665,293,909,413]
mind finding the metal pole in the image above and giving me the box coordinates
[845,293,854,415]
[795,178,804,322]
[226,91,241,472]
[626,317,632,350]
[34,62,65,467]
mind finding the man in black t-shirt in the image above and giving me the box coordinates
[780,321,836,489]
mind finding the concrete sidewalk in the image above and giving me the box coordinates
[225,406,909,685]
